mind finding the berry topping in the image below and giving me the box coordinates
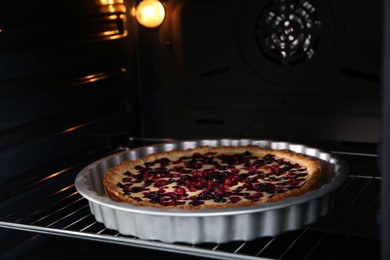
[114,148,310,207]
[175,187,186,195]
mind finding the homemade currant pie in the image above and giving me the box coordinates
[103,146,322,209]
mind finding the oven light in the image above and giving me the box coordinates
[135,0,165,28]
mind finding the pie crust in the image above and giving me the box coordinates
[103,146,322,210]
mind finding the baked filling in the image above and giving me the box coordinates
[103,146,322,209]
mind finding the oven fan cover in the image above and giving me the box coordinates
[238,0,338,85]
[75,139,348,244]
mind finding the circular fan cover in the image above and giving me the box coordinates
[256,0,322,66]
[237,0,337,85]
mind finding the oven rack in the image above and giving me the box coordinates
[0,151,381,260]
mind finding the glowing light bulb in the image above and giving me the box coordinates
[135,0,165,28]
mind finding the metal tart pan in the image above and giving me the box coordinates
[75,139,349,244]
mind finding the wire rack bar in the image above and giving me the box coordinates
[0,221,273,260]
[330,194,380,259]
[302,176,375,259]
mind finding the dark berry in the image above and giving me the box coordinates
[205,158,214,164]
[200,190,214,200]
[155,167,168,175]
[239,174,248,181]
[213,195,224,203]
[190,197,204,206]
[148,192,160,202]
[247,178,257,184]
[121,177,132,183]
[123,171,132,176]
[254,183,275,193]
[157,157,170,166]
[130,186,144,192]
[144,179,154,187]
[144,162,154,167]
[116,182,125,189]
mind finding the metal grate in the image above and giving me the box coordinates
[0,148,381,260]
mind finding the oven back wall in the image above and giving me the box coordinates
[156,0,382,144]
[0,0,140,199]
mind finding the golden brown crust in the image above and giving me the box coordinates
[103,145,322,210]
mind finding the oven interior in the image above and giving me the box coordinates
[0,0,387,259]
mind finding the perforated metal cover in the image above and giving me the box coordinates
[75,139,348,243]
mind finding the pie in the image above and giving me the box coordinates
[103,146,322,209]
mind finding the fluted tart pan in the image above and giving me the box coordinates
[75,139,348,244]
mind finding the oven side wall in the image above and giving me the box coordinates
[0,0,140,198]
[0,1,140,256]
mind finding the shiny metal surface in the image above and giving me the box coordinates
[75,139,349,243]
